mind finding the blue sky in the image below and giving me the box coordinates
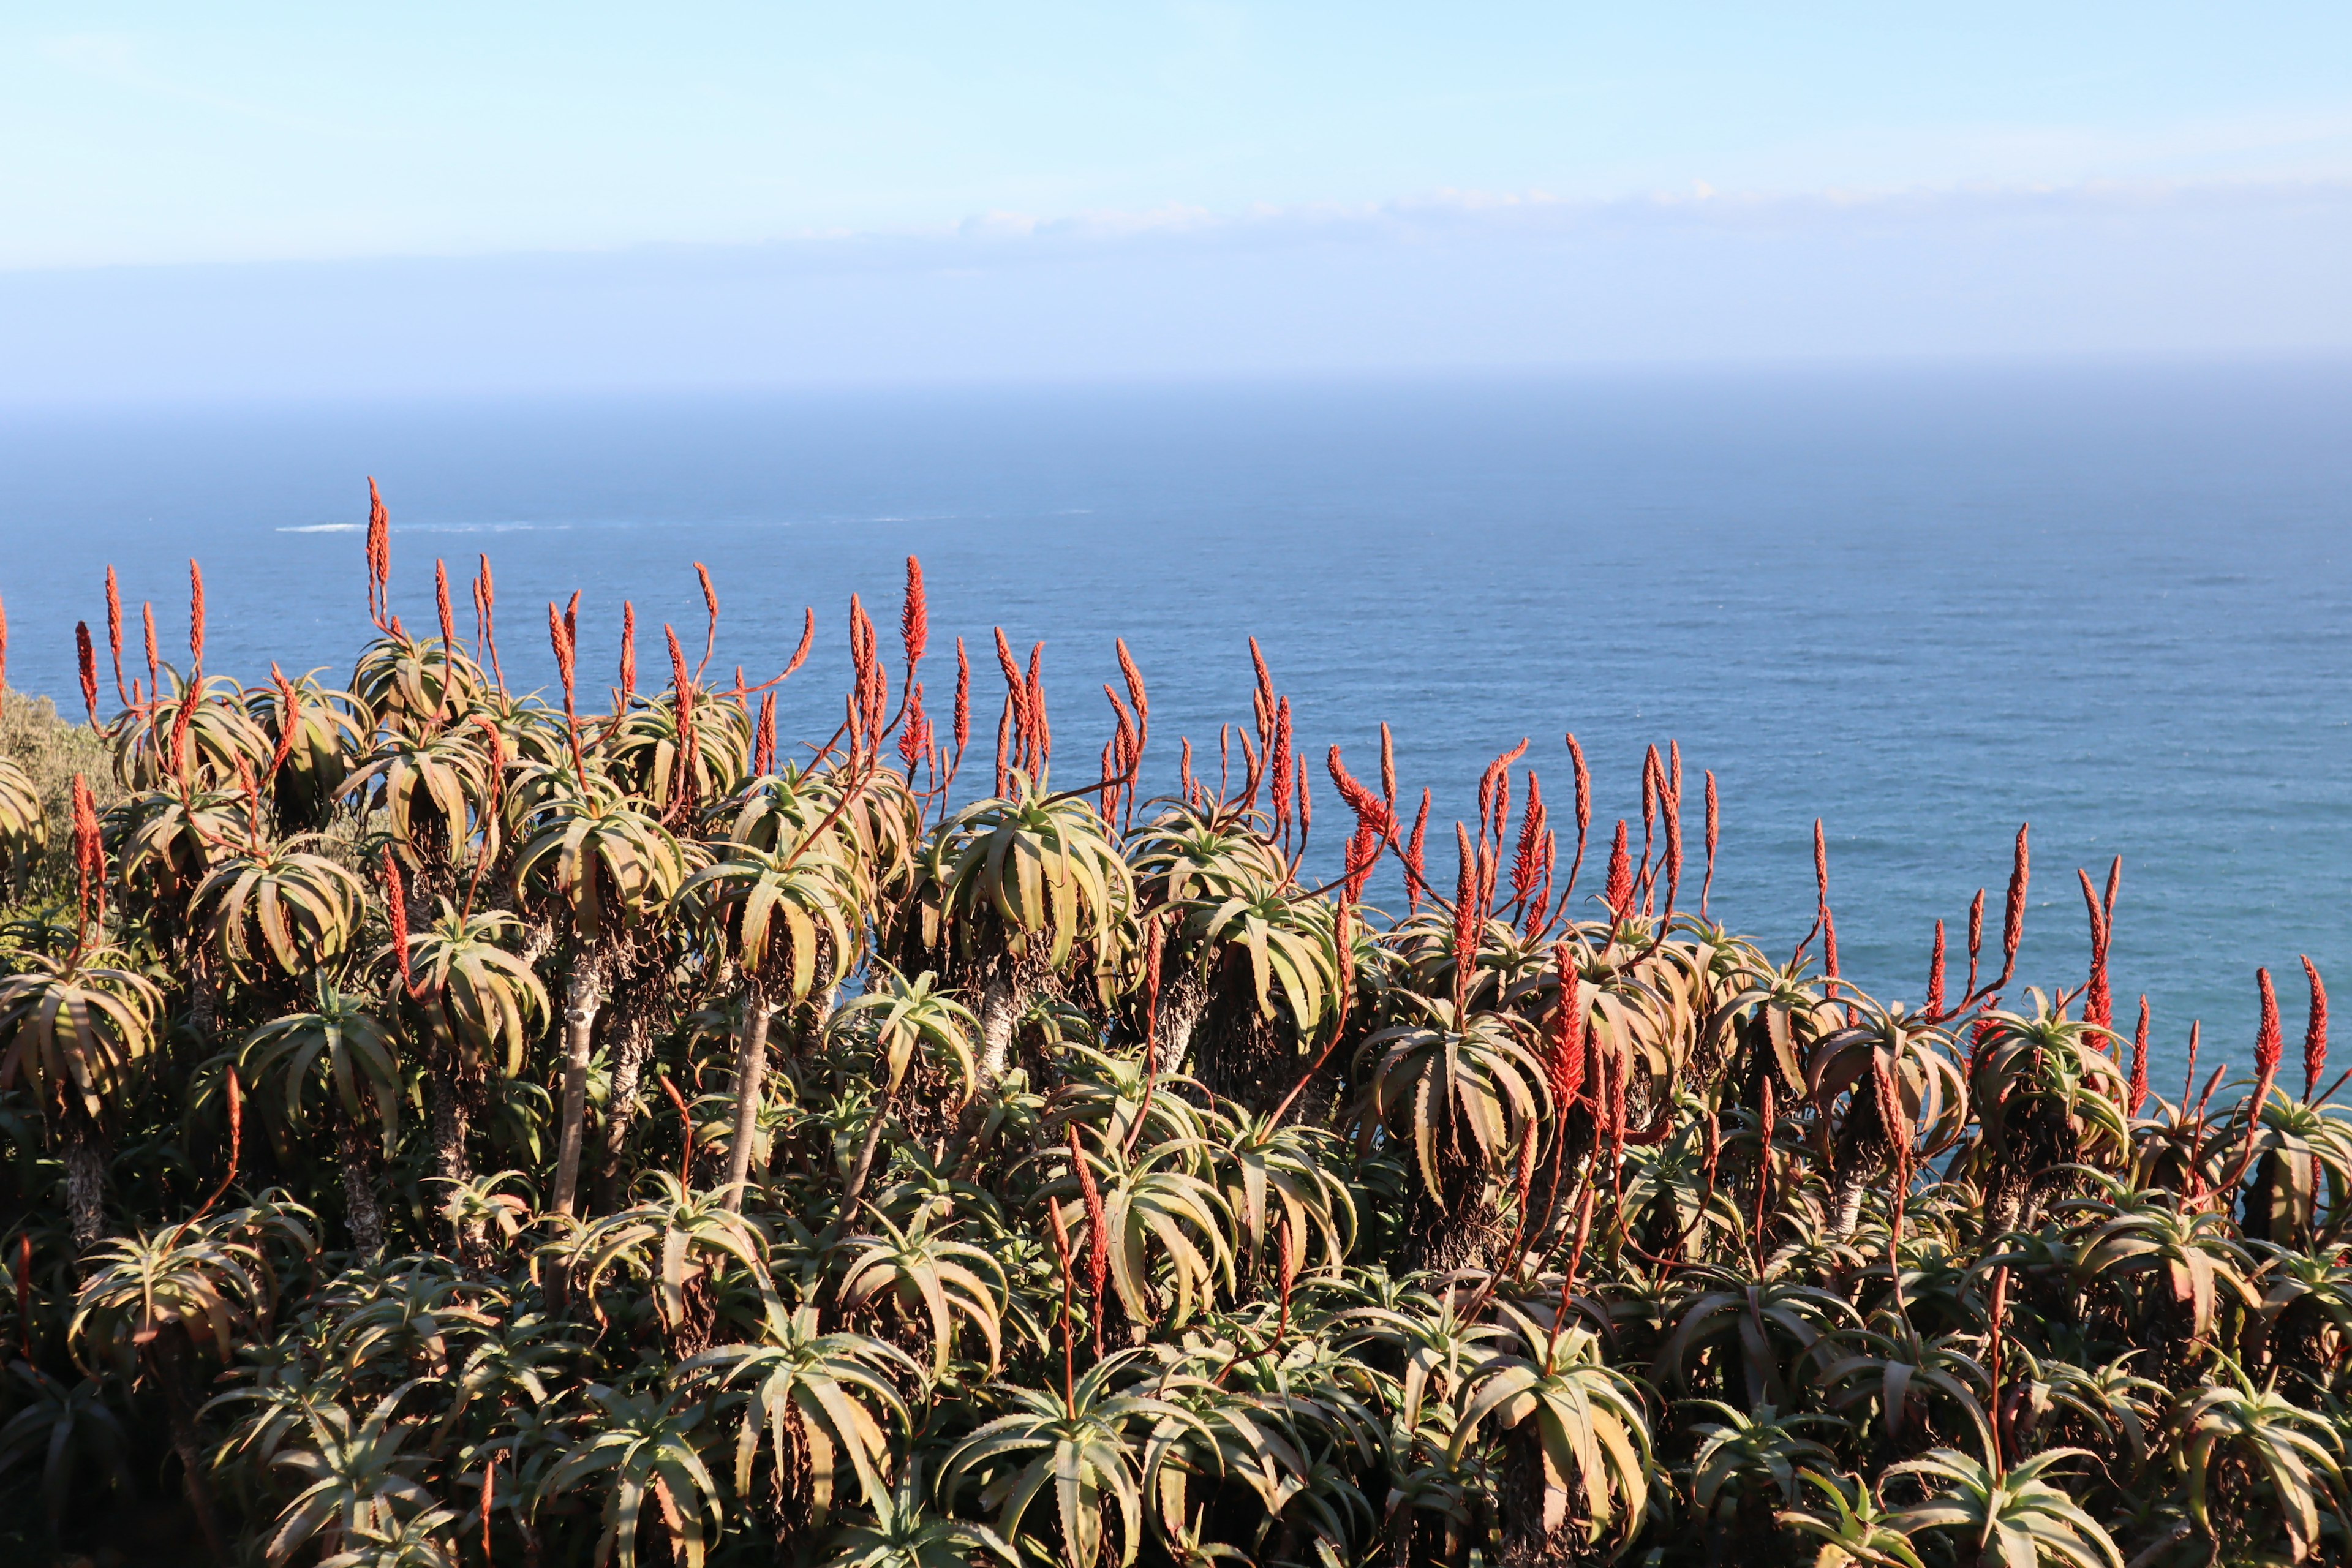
[5,4,2350,391]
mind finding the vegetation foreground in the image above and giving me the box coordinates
[1,497,2346,1568]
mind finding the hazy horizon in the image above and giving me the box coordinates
[6,6,2351,401]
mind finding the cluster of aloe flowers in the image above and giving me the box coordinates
[0,496,2347,1568]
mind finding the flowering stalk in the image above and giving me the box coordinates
[1814,820,1838,998]
[1701,769,1719,918]
[1068,1126,1110,1355]
[141,601,160,706]
[2128,997,2150,1117]
[664,625,701,823]
[1660,760,1683,920]
[75,622,98,728]
[1562,733,1591,911]
[548,603,587,783]
[1995,824,2030,993]
[1966,888,1986,1001]
[2078,866,2114,1041]
[619,603,638,706]
[473,554,505,695]
[1452,823,1480,1014]
[694,562,720,679]
[366,477,391,631]
[1925,921,1947,1025]
[1603,820,1633,922]
[2302,957,2329,1102]
[383,848,419,1001]
[1405,790,1431,913]
[70,775,104,948]
[104,566,127,706]
[266,668,300,784]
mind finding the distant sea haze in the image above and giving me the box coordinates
[2,361,2346,1088]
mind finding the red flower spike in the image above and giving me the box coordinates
[2302,956,2329,1101]
[1068,1127,1112,1352]
[1563,732,1591,907]
[995,699,1015,799]
[695,562,720,674]
[1343,820,1379,905]
[2256,967,2283,1085]
[992,628,1026,732]
[1966,889,1986,999]
[900,556,928,671]
[1998,824,2030,987]
[383,849,416,998]
[1510,772,1547,907]
[167,663,198,780]
[619,603,637,699]
[1115,638,1147,751]
[2078,867,2113,1039]
[1926,921,1947,1024]
[2129,997,2150,1116]
[477,554,506,691]
[70,774,104,935]
[1702,769,1719,917]
[1024,641,1048,771]
[665,625,699,799]
[1270,698,1294,834]
[187,559,206,670]
[1660,771,1681,918]
[1604,820,1634,921]
[268,668,300,782]
[141,602,159,697]
[1452,822,1480,1009]
[1379,722,1397,818]
[1406,790,1431,911]
[952,637,971,757]
[548,603,576,702]
[75,621,98,725]
[435,559,456,649]
[365,477,391,630]
[780,608,816,684]
[104,567,127,705]
[1548,954,1587,1111]
[1638,747,1660,909]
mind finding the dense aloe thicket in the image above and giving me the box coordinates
[1,510,2346,1568]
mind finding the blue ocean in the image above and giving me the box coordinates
[2,362,2347,1088]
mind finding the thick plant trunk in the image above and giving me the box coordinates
[1155,971,1209,1077]
[61,1121,107,1259]
[429,1073,472,1188]
[339,1123,386,1259]
[977,969,1020,1084]
[842,1100,891,1215]
[428,1063,488,1264]
[722,987,775,1209]
[596,1009,659,1212]
[150,1332,231,1566]
[551,948,605,1219]
[1832,1169,1872,1238]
